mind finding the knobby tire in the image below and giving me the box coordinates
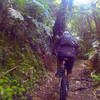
[60,75,68,100]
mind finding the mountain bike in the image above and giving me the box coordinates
[53,53,69,100]
[59,58,69,100]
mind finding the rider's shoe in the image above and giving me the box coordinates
[66,82,69,91]
[55,68,64,78]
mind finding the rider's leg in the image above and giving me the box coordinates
[64,57,75,90]
[65,57,74,81]
[55,55,64,77]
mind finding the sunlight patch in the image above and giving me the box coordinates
[54,0,61,4]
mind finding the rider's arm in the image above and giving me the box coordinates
[73,41,81,53]
[71,37,80,49]
[71,37,82,53]
[73,42,79,49]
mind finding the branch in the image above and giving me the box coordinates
[0,59,24,78]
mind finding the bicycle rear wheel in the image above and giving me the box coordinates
[60,76,68,100]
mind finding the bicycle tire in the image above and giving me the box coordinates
[60,76,68,100]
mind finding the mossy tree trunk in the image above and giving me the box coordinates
[53,0,68,38]
[52,0,73,44]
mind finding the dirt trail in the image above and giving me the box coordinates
[32,60,99,100]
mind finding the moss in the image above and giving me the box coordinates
[0,32,47,99]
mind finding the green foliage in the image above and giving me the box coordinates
[53,0,61,5]
[36,0,50,9]
[0,33,47,99]
[0,46,3,67]
[0,77,26,100]
[10,0,27,11]
[91,74,100,81]
[91,74,100,85]
[11,0,50,12]
[0,48,47,99]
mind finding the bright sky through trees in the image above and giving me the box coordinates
[74,0,90,4]
[56,0,90,5]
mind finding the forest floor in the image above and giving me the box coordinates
[32,60,100,100]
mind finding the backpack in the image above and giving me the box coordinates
[60,34,77,47]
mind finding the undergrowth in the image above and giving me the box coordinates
[0,34,48,100]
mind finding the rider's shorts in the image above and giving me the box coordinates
[57,53,75,74]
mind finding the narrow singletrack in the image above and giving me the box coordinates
[32,60,99,100]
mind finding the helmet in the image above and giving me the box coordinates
[63,31,70,35]
[63,31,71,38]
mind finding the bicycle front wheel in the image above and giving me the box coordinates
[60,76,68,100]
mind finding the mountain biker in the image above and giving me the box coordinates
[52,31,80,88]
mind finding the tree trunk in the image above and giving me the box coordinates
[91,3,100,41]
[52,0,74,43]
[53,0,68,38]
[87,15,93,34]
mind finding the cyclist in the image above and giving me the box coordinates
[52,31,80,88]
